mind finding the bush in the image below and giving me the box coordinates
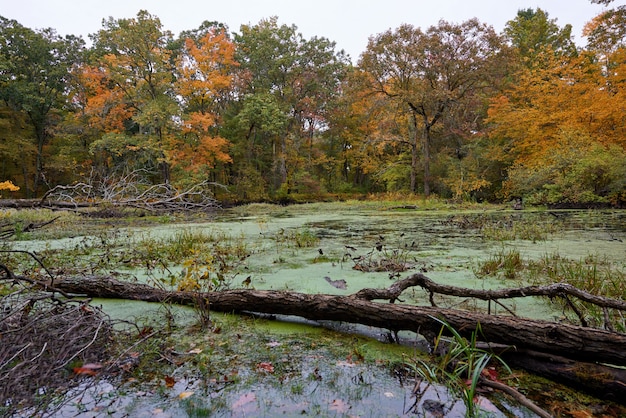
[503,130,626,205]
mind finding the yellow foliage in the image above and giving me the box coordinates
[0,180,20,192]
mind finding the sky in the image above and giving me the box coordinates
[1,0,619,62]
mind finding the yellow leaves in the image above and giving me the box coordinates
[0,181,19,192]
[487,51,626,169]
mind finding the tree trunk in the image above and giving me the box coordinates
[50,274,626,404]
[52,275,626,364]
[409,113,418,194]
[422,119,431,196]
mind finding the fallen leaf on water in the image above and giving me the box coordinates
[178,391,194,399]
[329,398,350,413]
[164,375,175,388]
[73,367,98,376]
[232,392,256,410]
[257,362,274,373]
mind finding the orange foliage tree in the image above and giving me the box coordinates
[486,48,626,204]
[172,27,238,185]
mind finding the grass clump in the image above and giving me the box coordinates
[409,317,512,417]
[481,216,561,242]
[527,253,626,331]
[475,248,524,280]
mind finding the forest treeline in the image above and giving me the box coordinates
[1,0,625,206]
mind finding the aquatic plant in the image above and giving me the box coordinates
[475,248,524,280]
[527,253,626,331]
[480,216,561,242]
[410,317,512,417]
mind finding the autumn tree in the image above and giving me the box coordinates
[359,19,509,196]
[585,0,626,53]
[504,8,577,67]
[486,43,626,205]
[0,17,84,196]
[84,10,177,184]
[172,24,238,187]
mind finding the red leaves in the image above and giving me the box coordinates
[73,363,102,376]
[164,375,176,388]
[256,362,274,373]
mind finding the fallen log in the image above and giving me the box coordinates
[52,274,626,366]
[0,198,90,209]
[49,274,626,404]
[499,349,626,404]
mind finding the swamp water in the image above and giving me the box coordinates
[8,204,626,417]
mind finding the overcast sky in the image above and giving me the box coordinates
[1,0,618,62]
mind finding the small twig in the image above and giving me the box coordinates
[105,330,159,373]
[0,250,56,287]
[563,294,588,327]
[0,343,32,369]
[29,342,48,362]
[57,318,105,370]
[603,307,615,332]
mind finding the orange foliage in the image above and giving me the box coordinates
[176,29,238,113]
[487,51,626,166]
[71,64,133,133]
[170,29,238,173]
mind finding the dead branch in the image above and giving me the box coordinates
[480,378,552,418]
[354,273,626,312]
[0,216,60,239]
[37,171,223,213]
[51,274,626,366]
[0,292,114,416]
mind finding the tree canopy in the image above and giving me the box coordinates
[0,6,624,207]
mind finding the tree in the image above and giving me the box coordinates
[486,45,626,205]
[504,8,577,67]
[85,10,177,183]
[230,17,349,197]
[0,17,84,196]
[172,25,237,186]
[359,19,509,195]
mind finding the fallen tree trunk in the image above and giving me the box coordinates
[50,274,626,404]
[53,274,626,366]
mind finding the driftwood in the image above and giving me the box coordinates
[48,273,626,405]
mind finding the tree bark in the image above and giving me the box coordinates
[52,274,626,365]
[50,274,626,404]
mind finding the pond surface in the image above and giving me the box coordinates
[7,204,626,417]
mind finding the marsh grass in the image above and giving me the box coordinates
[527,253,626,330]
[476,248,626,330]
[480,217,561,242]
[273,227,320,248]
[410,317,512,417]
[475,248,524,279]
